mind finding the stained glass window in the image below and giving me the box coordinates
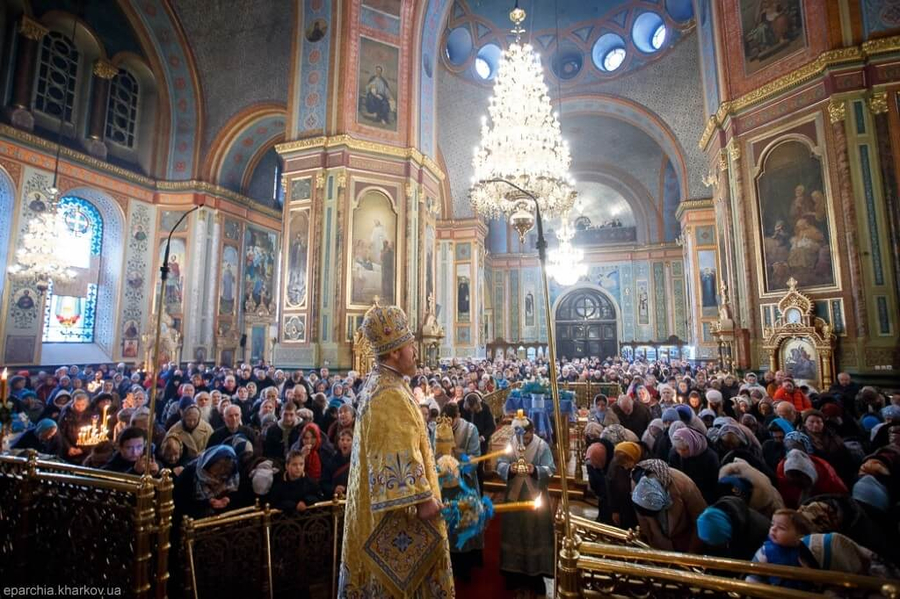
[42,197,103,343]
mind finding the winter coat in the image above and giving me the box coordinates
[776,454,848,508]
[635,468,707,553]
[668,446,720,504]
[705,496,771,561]
[719,458,785,518]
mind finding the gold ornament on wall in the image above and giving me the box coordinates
[867,91,889,115]
[827,99,846,124]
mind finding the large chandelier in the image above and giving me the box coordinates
[469,3,576,220]
[7,193,74,293]
[547,211,587,286]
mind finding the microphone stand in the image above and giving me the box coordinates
[482,178,577,561]
[143,204,203,472]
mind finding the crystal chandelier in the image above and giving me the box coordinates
[7,195,74,293]
[547,211,586,286]
[469,3,576,220]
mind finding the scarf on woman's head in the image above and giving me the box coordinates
[194,445,239,501]
[636,459,672,488]
[301,422,323,481]
[600,423,639,445]
[672,425,708,458]
[785,431,814,454]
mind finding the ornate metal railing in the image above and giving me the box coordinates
[0,450,173,598]
[482,383,518,424]
[558,381,621,410]
[181,499,345,599]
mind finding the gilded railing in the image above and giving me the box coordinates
[482,383,519,423]
[181,499,345,599]
[558,381,621,410]
[0,450,173,598]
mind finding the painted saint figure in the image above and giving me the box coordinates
[364,66,393,125]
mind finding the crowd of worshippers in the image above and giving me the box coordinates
[4,357,900,585]
[578,360,900,584]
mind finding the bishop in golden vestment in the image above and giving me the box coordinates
[338,303,455,598]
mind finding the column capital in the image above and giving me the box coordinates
[19,16,49,41]
[92,59,119,80]
[868,91,889,115]
[828,98,846,124]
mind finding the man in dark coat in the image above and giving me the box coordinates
[696,496,770,560]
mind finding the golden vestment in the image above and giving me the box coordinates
[338,365,455,598]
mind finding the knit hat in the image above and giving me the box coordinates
[881,405,900,421]
[852,475,889,512]
[697,507,733,546]
[661,408,679,424]
[614,441,642,463]
[675,404,694,422]
[821,402,843,420]
[586,443,608,470]
[34,419,58,436]
[784,448,818,484]
[785,431,814,454]
[699,408,716,420]
[717,475,753,502]
[861,414,882,432]
[706,389,723,404]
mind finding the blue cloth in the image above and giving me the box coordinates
[759,540,808,589]
[35,418,58,436]
[662,408,679,423]
[852,475,889,512]
[718,475,753,502]
[697,507,732,546]
[769,417,795,436]
[784,431,813,454]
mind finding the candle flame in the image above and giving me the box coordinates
[505,443,513,454]
[1,368,6,381]
[534,494,542,509]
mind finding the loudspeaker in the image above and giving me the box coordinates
[239,334,247,348]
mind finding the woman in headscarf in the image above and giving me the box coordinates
[292,422,327,483]
[57,390,95,464]
[599,423,639,446]
[777,448,848,508]
[12,419,60,454]
[630,459,707,552]
[172,444,241,524]
[800,532,900,578]
[763,417,794,472]
[697,496,771,560]
[164,404,214,460]
[641,418,666,454]
[668,425,720,503]
[800,409,857,487]
[607,441,644,530]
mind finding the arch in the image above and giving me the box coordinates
[0,168,16,305]
[552,284,622,360]
[204,103,287,194]
[52,187,126,360]
[118,0,203,180]
[109,51,160,173]
[559,94,690,203]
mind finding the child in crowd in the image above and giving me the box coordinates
[747,508,813,589]
[269,449,322,512]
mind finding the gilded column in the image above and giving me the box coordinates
[7,16,48,131]
[84,59,118,159]
[726,142,752,331]
[868,91,900,303]
[828,98,867,338]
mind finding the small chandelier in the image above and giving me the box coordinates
[469,2,576,220]
[547,212,587,286]
[7,194,75,293]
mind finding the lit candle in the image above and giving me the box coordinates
[492,494,542,513]
[101,404,109,435]
[464,443,513,465]
[0,368,7,403]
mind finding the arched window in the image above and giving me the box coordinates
[42,196,103,343]
[105,69,140,149]
[34,31,79,123]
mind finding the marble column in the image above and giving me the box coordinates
[7,16,48,131]
[83,59,118,160]
[828,98,867,338]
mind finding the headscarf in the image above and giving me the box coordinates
[631,475,671,512]
[801,533,876,574]
[635,459,672,489]
[675,404,694,423]
[614,441,642,464]
[698,408,716,420]
[783,448,818,483]
[717,475,753,503]
[301,422,323,481]
[697,507,732,546]
[768,417,795,436]
[194,445,239,500]
[600,423,638,445]
[584,422,603,441]
[667,420,687,440]
[228,433,254,458]
[641,418,665,450]
[661,408,679,424]
[784,431,814,454]
[880,405,900,421]
[35,419,58,436]
[672,426,708,457]
[852,475,889,512]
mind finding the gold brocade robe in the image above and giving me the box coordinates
[338,366,455,598]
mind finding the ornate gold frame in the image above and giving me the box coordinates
[761,278,836,389]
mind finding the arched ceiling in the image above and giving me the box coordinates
[571,181,636,229]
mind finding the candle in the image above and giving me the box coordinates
[101,404,109,435]
[492,495,542,513]
[464,443,512,465]
[0,368,7,403]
